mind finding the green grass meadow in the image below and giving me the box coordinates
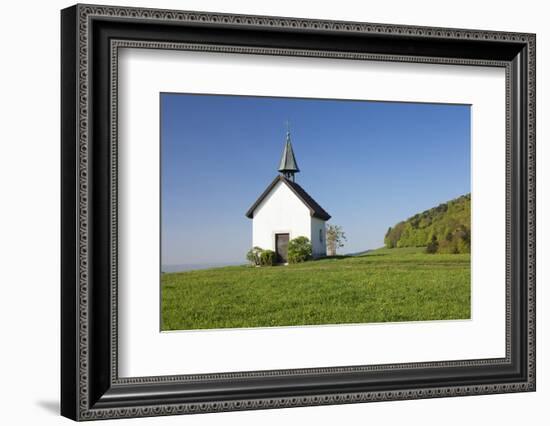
[161,247,470,331]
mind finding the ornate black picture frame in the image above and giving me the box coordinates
[61,4,536,421]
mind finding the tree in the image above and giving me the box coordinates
[326,224,346,256]
[288,236,312,263]
[384,221,405,248]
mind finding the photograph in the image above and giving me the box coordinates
[160,93,471,331]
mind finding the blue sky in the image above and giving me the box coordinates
[161,93,470,266]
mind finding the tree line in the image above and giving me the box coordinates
[384,194,471,254]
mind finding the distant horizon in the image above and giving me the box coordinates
[162,261,246,273]
[161,246,384,272]
[161,93,470,266]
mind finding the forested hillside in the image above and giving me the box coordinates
[384,194,470,254]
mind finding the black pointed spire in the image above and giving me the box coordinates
[278,127,300,181]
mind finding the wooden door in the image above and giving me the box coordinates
[275,233,289,263]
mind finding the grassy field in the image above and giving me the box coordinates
[161,247,470,331]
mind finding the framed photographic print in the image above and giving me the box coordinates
[61,4,536,421]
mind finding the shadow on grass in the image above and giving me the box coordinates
[313,253,389,261]
[313,255,354,261]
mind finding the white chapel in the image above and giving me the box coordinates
[245,130,331,262]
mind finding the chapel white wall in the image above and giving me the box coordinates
[310,217,327,257]
[252,181,311,251]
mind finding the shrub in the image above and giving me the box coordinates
[426,236,439,254]
[288,236,312,263]
[246,246,263,266]
[455,226,471,254]
[438,239,459,254]
[259,250,276,266]
[457,236,470,254]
